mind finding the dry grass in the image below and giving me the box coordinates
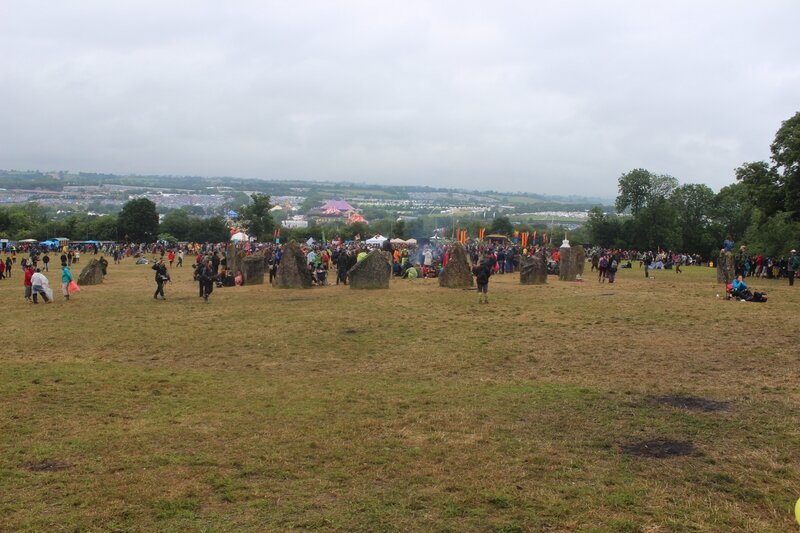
[1,256,799,531]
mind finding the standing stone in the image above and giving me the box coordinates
[571,245,586,279]
[241,256,265,285]
[717,251,735,284]
[274,241,313,288]
[227,247,242,275]
[558,241,574,281]
[520,253,548,285]
[439,243,474,288]
[77,258,104,285]
[348,250,392,289]
[99,256,109,276]
[228,248,265,285]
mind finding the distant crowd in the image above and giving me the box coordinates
[2,236,798,305]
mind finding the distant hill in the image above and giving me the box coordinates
[0,169,614,211]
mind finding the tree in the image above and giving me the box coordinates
[615,169,679,249]
[671,184,716,256]
[160,209,191,241]
[187,216,229,243]
[585,207,623,247]
[771,111,800,217]
[238,194,275,241]
[713,183,753,243]
[615,168,653,216]
[117,198,159,242]
[734,161,782,217]
[489,216,513,236]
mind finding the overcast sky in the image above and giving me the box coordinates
[1,1,798,196]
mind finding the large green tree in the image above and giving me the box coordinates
[671,184,716,256]
[117,198,159,242]
[771,111,800,217]
[159,209,191,241]
[238,193,275,241]
[615,169,679,250]
[734,161,782,217]
[188,216,230,243]
[585,207,623,247]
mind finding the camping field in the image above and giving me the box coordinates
[1,257,799,532]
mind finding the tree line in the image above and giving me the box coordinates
[586,111,800,257]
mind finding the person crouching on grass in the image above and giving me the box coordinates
[474,254,494,305]
[30,268,51,304]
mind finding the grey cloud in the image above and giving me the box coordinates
[1,1,798,195]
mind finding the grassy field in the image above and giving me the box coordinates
[1,257,799,532]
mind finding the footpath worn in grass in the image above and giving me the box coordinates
[1,259,799,531]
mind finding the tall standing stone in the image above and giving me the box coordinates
[439,243,474,288]
[716,251,735,284]
[558,238,575,281]
[274,241,313,288]
[520,253,548,285]
[348,250,392,289]
[571,245,586,279]
[77,258,104,286]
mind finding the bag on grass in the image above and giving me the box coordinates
[68,280,80,293]
[44,288,54,301]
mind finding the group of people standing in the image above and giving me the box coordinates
[19,261,75,304]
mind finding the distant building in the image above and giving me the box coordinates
[282,218,309,229]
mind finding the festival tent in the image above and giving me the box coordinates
[389,238,405,244]
[230,232,251,242]
[365,235,387,245]
[404,238,418,245]
[18,239,38,243]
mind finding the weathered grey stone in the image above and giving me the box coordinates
[717,251,735,284]
[520,253,548,285]
[558,246,574,281]
[348,250,392,289]
[241,256,265,285]
[274,241,313,288]
[77,258,104,285]
[228,249,266,285]
[439,243,474,288]
[571,245,586,278]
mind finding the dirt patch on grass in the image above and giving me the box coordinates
[343,329,358,335]
[650,394,730,412]
[23,460,72,472]
[621,439,695,458]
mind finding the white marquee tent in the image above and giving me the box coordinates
[365,235,387,245]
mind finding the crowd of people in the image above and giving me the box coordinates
[2,237,797,305]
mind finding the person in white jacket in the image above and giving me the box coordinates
[30,268,51,304]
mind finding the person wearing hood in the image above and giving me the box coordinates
[30,268,51,304]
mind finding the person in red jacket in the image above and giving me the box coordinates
[23,265,34,303]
